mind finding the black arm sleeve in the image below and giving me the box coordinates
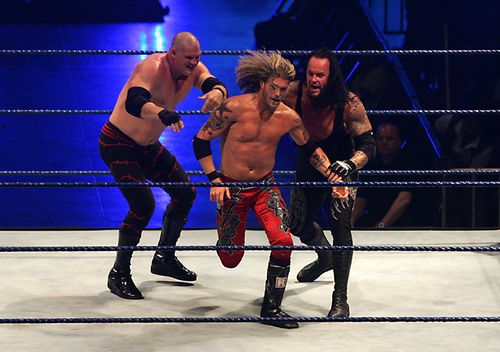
[125,86,151,118]
[296,139,319,159]
[354,131,376,161]
[193,135,213,160]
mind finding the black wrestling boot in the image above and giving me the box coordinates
[260,260,299,329]
[327,250,353,317]
[296,223,333,282]
[107,265,144,300]
[151,216,197,281]
[327,291,349,317]
[151,253,197,281]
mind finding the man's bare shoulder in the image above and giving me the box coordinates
[345,91,366,115]
[288,81,300,95]
[278,102,301,125]
[226,94,254,110]
[212,94,251,122]
[283,80,300,108]
[194,61,208,75]
[132,54,163,77]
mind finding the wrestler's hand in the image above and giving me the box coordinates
[332,186,349,199]
[166,120,184,133]
[199,89,224,113]
[328,159,356,179]
[325,170,343,183]
[159,110,184,132]
[210,184,231,204]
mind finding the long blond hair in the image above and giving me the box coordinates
[236,51,295,93]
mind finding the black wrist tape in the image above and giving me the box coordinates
[207,170,221,181]
[158,109,180,127]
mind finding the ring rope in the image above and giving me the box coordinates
[0,109,498,116]
[1,49,500,56]
[0,169,498,176]
[1,316,499,324]
[1,245,498,253]
[0,181,498,188]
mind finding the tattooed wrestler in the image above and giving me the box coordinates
[283,48,375,317]
[193,51,342,329]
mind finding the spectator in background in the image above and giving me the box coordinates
[434,114,498,227]
[352,122,414,228]
[434,114,496,169]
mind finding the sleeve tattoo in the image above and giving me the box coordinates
[201,101,232,135]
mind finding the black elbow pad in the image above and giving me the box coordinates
[125,86,151,118]
[193,135,213,160]
[354,131,376,161]
[296,139,318,159]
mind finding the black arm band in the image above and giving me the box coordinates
[297,139,319,159]
[193,135,213,160]
[353,131,376,161]
[125,86,151,118]
[206,170,221,182]
[201,77,226,96]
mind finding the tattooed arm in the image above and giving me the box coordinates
[288,110,341,182]
[193,100,236,203]
[344,92,375,169]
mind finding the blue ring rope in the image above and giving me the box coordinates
[0,109,498,116]
[0,245,498,253]
[1,316,499,324]
[0,181,498,188]
[0,169,498,176]
[1,49,499,56]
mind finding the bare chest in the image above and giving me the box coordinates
[150,77,194,110]
[233,117,290,144]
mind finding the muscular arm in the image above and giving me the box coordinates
[345,93,375,169]
[378,191,412,227]
[289,114,337,181]
[195,101,234,176]
[195,62,227,112]
[194,100,235,203]
[127,61,166,121]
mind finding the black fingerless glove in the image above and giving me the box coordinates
[158,109,181,127]
[328,159,357,179]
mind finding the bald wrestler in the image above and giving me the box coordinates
[99,32,227,300]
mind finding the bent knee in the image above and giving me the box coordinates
[218,250,244,268]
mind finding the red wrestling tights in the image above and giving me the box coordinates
[216,174,294,268]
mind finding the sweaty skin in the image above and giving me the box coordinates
[109,32,226,146]
[195,76,337,204]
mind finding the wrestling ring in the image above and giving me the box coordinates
[0,48,499,351]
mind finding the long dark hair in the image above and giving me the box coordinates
[305,48,348,107]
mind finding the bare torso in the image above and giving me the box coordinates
[109,54,196,145]
[220,94,300,181]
